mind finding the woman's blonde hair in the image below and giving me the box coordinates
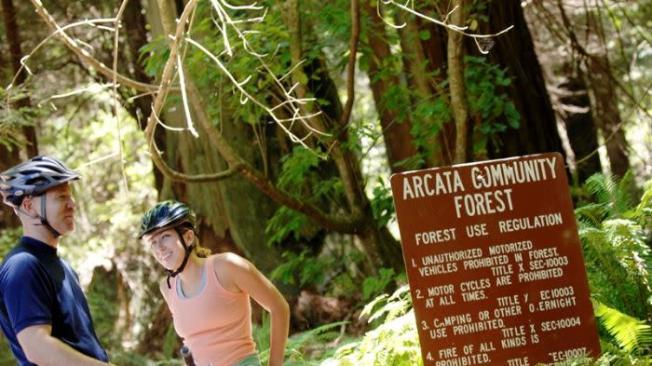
[180,226,212,258]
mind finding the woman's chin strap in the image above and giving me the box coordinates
[165,227,195,289]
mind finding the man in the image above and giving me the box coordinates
[0,156,113,366]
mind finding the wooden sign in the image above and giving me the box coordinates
[390,153,600,366]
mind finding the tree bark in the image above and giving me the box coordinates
[479,0,565,158]
[0,147,20,230]
[558,74,602,183]
[416,17,454,166]
[2,0,38,157]
[123,0,167,192]
[396,16,448,167]
[87,264,131,348]
[363,0,418,172]
[586,55,630,178]
[447,0,469,163]
[552,0,630,178]
[0,0,26,231]
[135,301,175,356]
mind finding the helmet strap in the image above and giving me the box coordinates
[165,226,194,289]
[39,194,62,238]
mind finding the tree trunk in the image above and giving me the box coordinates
[282,0,404,273]
[396,16,448,167]
[447,0,469,163]
[212,87,286,273]
[363,1,418,172]
[0,147,20,230]
[586,55,630,178]
[480,0,565,158]
[417,18,454,166]
[558,74,601,184]
[2,0,38,157]
[122,0,166,192]
[0,1,22,231]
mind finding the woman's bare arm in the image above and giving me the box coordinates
[216,254,290,366]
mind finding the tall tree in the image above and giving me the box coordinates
[557,67,602,184]
[554,1,631,178]
[412,14,453,166]
[585,55,631,178]
[1,0,38,157]
[396,15,449,167]
[447,0,470,163]
[362,0,418,172]
[479,0,565,158]
[0,0,21,231]
[528,0,634,178]
[122,0,167,191]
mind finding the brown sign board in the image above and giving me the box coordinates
[390,153,600,366]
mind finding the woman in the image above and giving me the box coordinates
[139,201,290,366]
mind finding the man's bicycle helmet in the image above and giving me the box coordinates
[0,155,79,237]
[139,200,197,287]
[0,155,79,207]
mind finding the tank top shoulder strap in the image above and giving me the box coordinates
[161,275,180,306]
[206,254,243,298]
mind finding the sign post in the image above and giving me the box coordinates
[390,153,600,366]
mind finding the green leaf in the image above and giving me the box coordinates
[594,300,652,352]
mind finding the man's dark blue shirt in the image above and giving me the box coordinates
[0,236,109,365]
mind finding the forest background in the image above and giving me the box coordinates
[0,0,650,364]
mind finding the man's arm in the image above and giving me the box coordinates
[17,325,114,366]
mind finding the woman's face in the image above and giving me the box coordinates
[144,228,186,270]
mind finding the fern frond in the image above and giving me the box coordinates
[583,173,638,219]
[594,300,652,353]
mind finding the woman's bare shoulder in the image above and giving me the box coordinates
[210,252,251,292]
[211,252,250,269]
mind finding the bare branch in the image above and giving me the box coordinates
[185,37,327,147]
[45,83,113,101]
[140,0,365,231]
[143,0,242,183]
[28,0,159,92]
[219,0,264,11]
[5,18,115,91]
[379,0,514,53]
[76,152,120,169]
[185,80,364,232]
[206,0,331,141]
[176,53,200,138]
[112,0,130,192]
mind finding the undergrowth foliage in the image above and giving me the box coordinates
[321,285,422,366]
[578,174,652,358]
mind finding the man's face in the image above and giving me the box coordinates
[31,183,76,235]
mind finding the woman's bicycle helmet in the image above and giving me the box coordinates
[139,200,197,287]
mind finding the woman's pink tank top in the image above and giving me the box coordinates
[162,255,256,366]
